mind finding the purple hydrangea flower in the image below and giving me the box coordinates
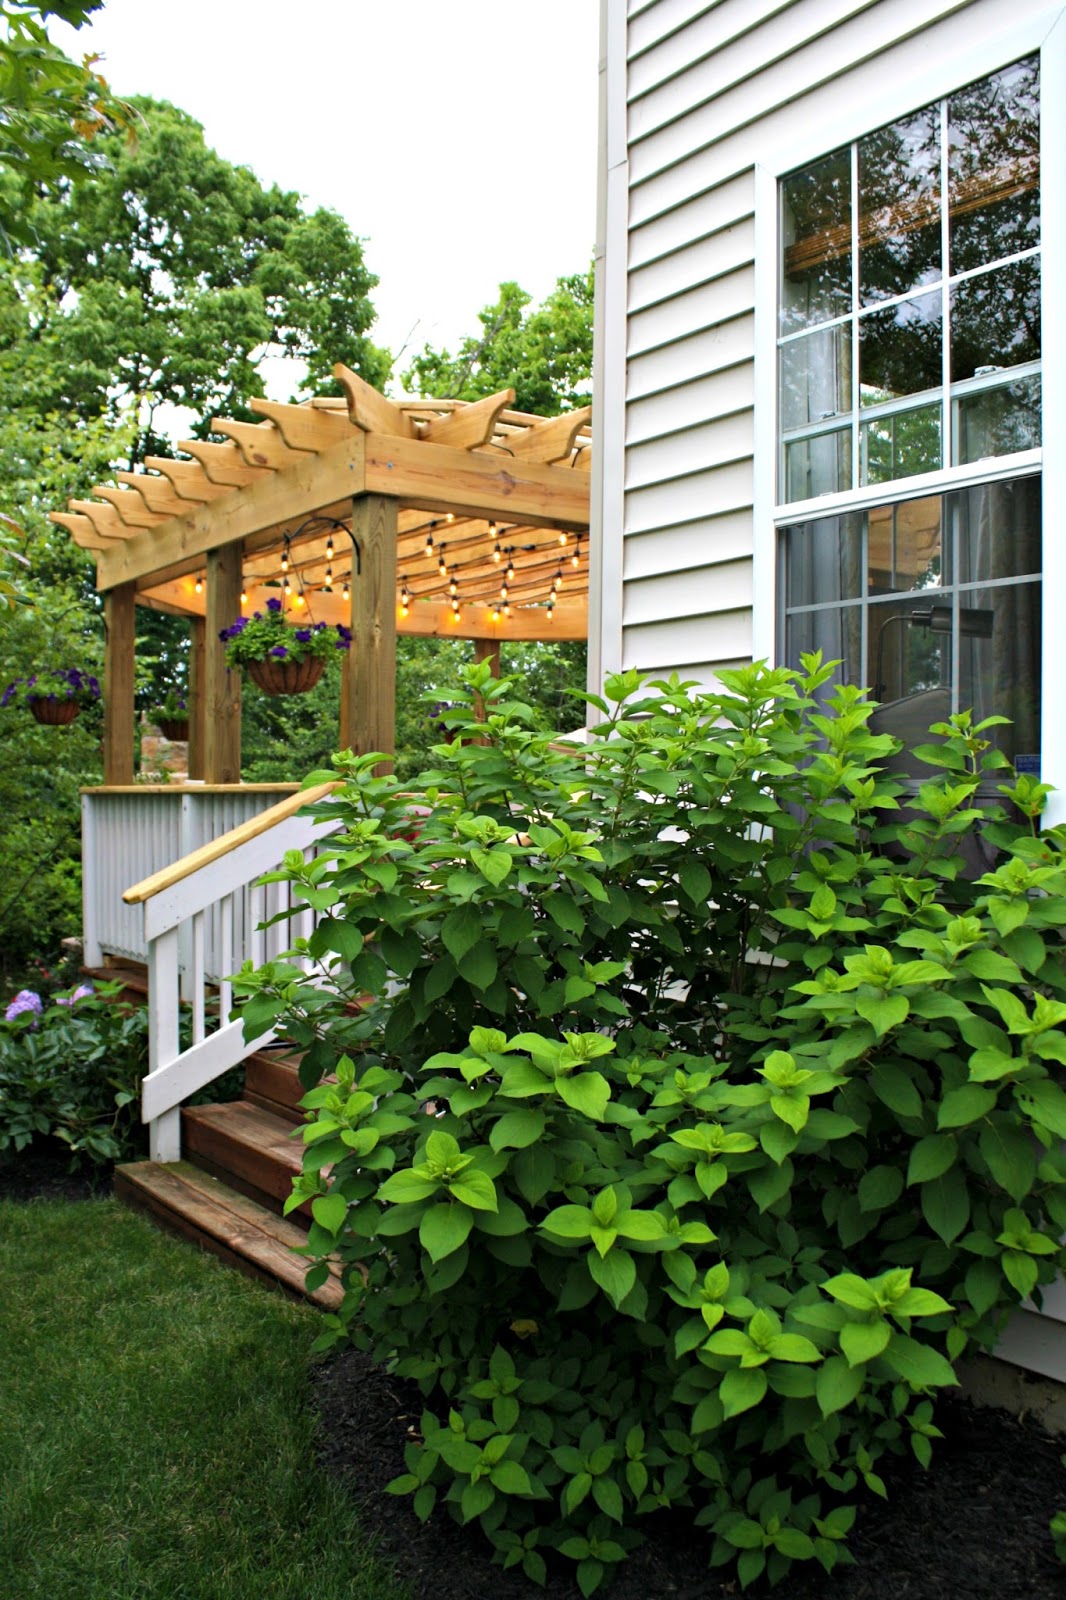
[56,983,94,1007]
[266,597,283,613]
[5,989,43,1022]
[271,645,288,657]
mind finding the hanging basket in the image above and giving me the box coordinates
[29,697,80,726]
[247,656,326,696]
[156,717,190,741]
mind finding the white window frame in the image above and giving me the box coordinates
[752,6,1066,823]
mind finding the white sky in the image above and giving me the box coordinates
[52,0,600,392]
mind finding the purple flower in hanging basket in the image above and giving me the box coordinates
[271,644,288,658]
[266,597,283,613]
[294,628,312,642]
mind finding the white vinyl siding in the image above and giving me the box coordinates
[595,0,1059,682]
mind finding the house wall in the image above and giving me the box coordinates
[593,0,1058,684]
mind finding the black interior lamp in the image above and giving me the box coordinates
[874,603,995,699]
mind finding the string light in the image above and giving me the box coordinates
[492,542,501,563]
[547,601,555,622]
[324,566,333,592]
[500,583,508,601]
[503,601,511,618]
[326,533,334,560]
[342,577,350,601]
[505,554,515,582]
[438,544,447,577]
[283,575,291,594]
[194,574,203,594]
[425,523,435,555]
[399,585,410,618]
[451,596,460,615]
[240,587,247,605]
[281,546,289,572]
[571,544,580,569]
[492,607,500,622]
[558,531,567,546]
[445,512,455,524]
[294,590,305,608]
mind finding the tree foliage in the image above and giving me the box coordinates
[23,95,389,458]
[0,0,133,248]
[403,269,593,414]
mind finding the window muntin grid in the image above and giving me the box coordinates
[778,57,1040,500]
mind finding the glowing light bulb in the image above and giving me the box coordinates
[240,588,247,605]
[571,550,579,569]
[294,591,304,608]
[559,532,567,546]
[425,533,433,554]
[342,579,350,601]
[449,573,458,597]
[492,608,500,622]
[326,535,334,560]
[446,512,455,523]
[501,583,508,601]
[324,566,333,592]
[283,576,291,594]
[506,559,515,582]
[493,543,501,563]
[503,602,511,618]
[194,575,203,594]
[547,603,555,622]
[281,548,289,571]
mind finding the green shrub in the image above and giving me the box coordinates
[0,981,148,1165]
[236,660,1066,1593]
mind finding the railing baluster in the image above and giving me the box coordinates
[219,895,234,1026]
[147,925,182,1162]
[191,910,205,1044]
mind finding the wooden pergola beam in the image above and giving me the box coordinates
[94,430,588,593]
[333,363,416,438]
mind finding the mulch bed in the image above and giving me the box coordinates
[7,1147,1066,1596]
[312,1347,1066,1600]
[0,1138,108,1204]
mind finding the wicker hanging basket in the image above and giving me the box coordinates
[156,717,190,741]
[29,697,80,726]
[246,655,326,696]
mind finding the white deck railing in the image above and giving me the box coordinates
[121,783,341,1162]
[82,785,303,971]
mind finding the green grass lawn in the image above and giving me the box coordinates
[0,1197,408,1600]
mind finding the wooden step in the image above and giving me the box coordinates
[182,1100,305,1213]
[83,963,149,1006]
[114,1159,342,1309]
[244,1050,310,1123]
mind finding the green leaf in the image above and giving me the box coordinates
[472,847,512,886]
[458,941,498,991]
[544,894,585,936]
[490,1460,533,1496]
[907,1134,956,1186]
[315,916,363,963]
[938,1083,997,1129]
[767,1332,822,1363]
[461,1479,495,1521]
[856,993,909,1036]
[1016,1080,1066,1139]
[587,1247,636,1309]
[871,1063,923,1120]
[979,1119,1037,1202]
[557,1071,611,1121]
[540,1205,593,1240]
[350,949,388,993]
[920,1167,970,1243]
[881,1334,959,1390]
[489,1110,546,1151]
[310,1193,347,1234]
[677,861,711,905]
[822,1274,879,1311]
[419,1203,473,1262]
[449,1170,498,1212]
[815,1355,864,1416]
[773,1528,816,1560]
[1002,1250,1039,1298]
[720,1366,768,1419]
[379,1169,439,1204]
[840,1319,891,1367]
[440,904,482,964]
[857,1165,905,1214]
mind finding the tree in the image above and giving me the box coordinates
[403,268,593,414]
[22,96,389,458]
[0,1,133,248]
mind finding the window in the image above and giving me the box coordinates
[778,56,1040,499]
[773,56,1043,773]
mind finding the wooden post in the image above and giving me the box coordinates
[103,582,136,784]
[204,546,242,784]
[187,617,206,780]
[342,494,397,774]
[473,637,501,727]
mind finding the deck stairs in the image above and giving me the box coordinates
[114,1044,342,1309]
[91,783,348,1311]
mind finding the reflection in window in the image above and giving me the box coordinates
[778,55,1040,500]
[859,105,941,305]
[781,479,1041,768]
[949,58,1039,274]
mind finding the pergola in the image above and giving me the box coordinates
[51,366,591,783]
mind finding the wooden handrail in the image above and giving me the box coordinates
[123,781,340,905]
